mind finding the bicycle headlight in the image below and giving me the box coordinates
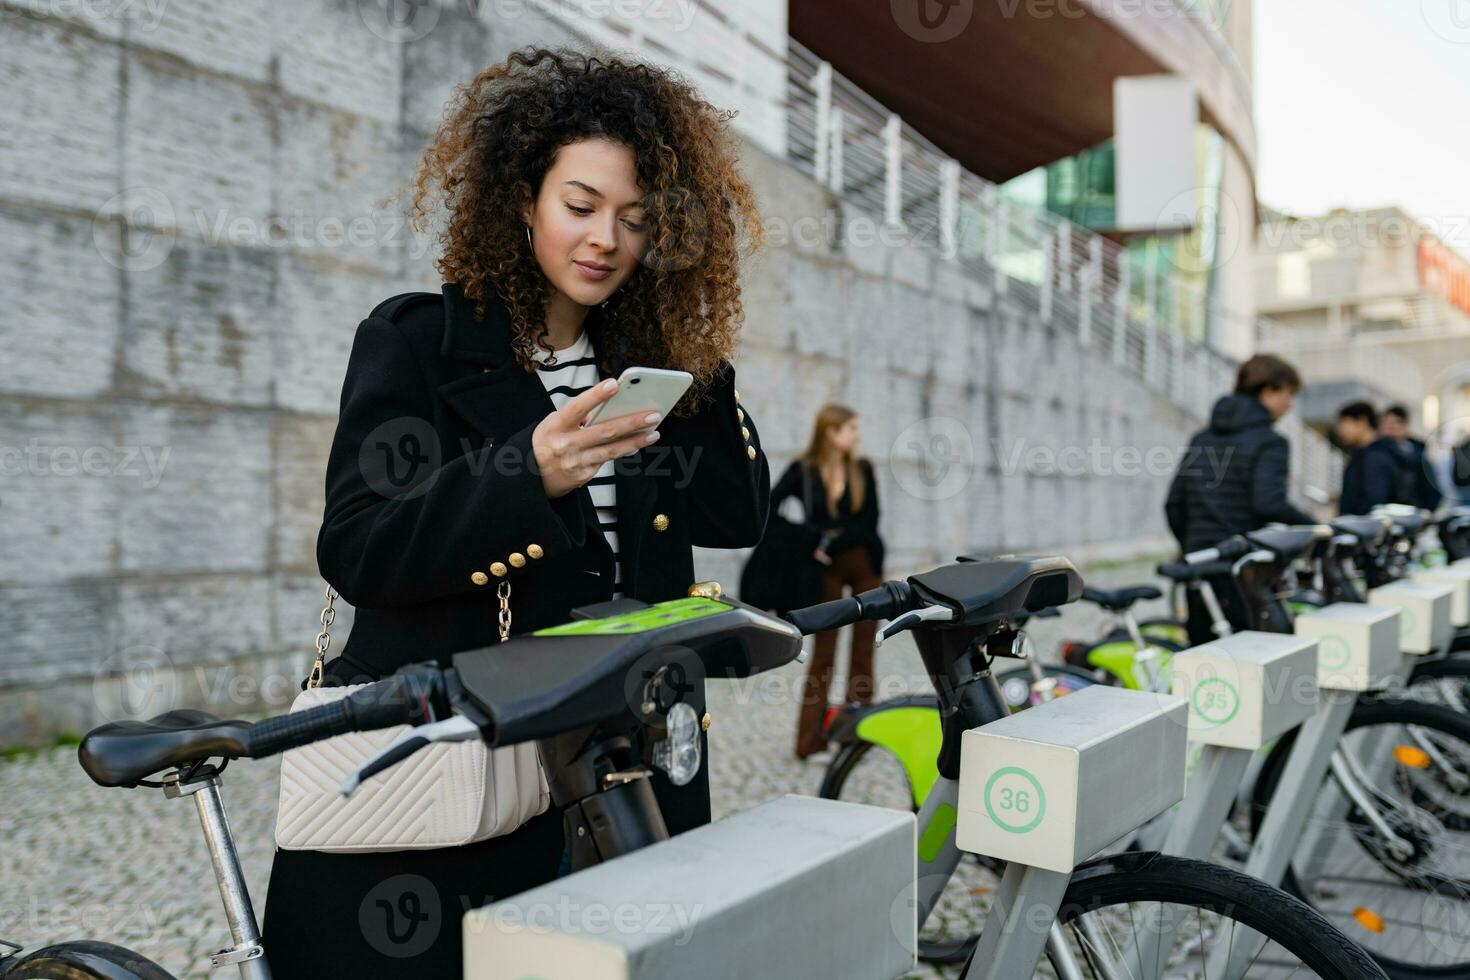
[653,701,701,786]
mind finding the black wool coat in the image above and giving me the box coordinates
[261,282,769,979]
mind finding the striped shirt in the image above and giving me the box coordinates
[531,331,623,598]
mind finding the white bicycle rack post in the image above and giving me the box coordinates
[1127,631,1318,979]
[461,795,916,979]
[954,685,1187,979]
[1206,602,1404,978]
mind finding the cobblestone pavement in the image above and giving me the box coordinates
[0,560,1165,979]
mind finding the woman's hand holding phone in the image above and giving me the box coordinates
[533,379,662,499]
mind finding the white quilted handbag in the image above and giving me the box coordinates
[273,584,549,852]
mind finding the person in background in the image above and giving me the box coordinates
[1336,401,1404,515]
[1380,403,1442,511]
[781,404,885,760]
[1165,354,1313,644]
[1454,433,1470,506]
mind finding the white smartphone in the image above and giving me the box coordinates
[582,366,694,428]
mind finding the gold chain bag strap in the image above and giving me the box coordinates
[273,581,548,852]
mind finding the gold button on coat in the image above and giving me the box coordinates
[741,426,750,439]
[734,389,741,403]
[471,571,489,586]
[490,562,508,577]
[509,552,526,568]
[747,445,757,460]
[737,408,745,422]
[652,513,670,532]
[527,544,543,559]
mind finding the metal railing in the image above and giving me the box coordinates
[782,40,1238,422]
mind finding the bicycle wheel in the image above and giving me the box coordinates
[1042,852,1387,978]
[1250,698,1470,977]
[995,663,1099,712]
[1408,656,1470,716]
[818,737,1001,964]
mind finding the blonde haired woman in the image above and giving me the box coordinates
[772,404,885,758]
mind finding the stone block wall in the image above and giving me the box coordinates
[1,0,1202,742]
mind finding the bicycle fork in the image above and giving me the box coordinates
[162,769,270,979]
[912,775,1083,980]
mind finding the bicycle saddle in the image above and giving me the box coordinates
[1332,514,1390,550]
[78,709,252,788]
[1375,506,1429,536]
[916,555,1082,625]
[453,598,801,748]
[1243,525,1331,562]
[1081,584,1162,611]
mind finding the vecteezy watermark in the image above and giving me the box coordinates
[761,207,963,253]
[0,440,171,488]
[468,895,705,946]
[94,188,177,274]
[356,0,698,44]
[989,437,1226,483]
[92,646,179,723]
[1259,208,1470,254]
[20,0,170,30]
[359,874,442,958]
[92,187,440,273]
[357,418,705,501]
[890,417,975,501]
[890,0,975,42]
[0,887,173,944]
[1421,0,1470,44]
[995,0,1229,29]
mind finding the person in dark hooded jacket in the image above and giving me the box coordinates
[1336,401,1404,516]
[1165,354,1312,643]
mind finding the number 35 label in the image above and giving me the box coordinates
[983,766,1047,834]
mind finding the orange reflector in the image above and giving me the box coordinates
[1353,907,1385,933]
[1394,746,1432,768]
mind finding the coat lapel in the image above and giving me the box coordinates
[433,283,656,591]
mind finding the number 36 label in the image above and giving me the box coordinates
[983,766,1047,834]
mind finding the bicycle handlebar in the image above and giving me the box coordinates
[786,581,915,636]
[245,667,442,758]
[1184,535,1251,566]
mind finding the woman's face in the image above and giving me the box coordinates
[827,417,861,454]
[523,138,648,308]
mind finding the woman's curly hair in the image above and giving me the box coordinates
[408,45,765,414]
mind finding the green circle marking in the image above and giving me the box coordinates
[1191,677,1240,725]
[983,767,1046,834]
[1318,635,1351,671]
[1400,608,1418,639]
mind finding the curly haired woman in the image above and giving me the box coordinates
[260,46,770,977]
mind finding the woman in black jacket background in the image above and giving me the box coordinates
[260,47,770,978]
[777,404,885,759]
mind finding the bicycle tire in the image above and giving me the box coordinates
[0,940,174,979]
[817,737,1004,965]
[1046,852,1387,979]
[1408,655,1470,712]
[1250,697,1470,978]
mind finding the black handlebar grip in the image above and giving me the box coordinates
[787,597,860,636]
[246,673,431,758]
[246,697,356,758]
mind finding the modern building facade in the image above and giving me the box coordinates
[1255,205,1470,440]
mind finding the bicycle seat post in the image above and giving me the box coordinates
[161,768,268,978]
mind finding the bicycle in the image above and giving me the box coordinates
[1,557,1386,979]
[1171,526,1470,977]
[788,554,1385,977]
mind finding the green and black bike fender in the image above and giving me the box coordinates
[826,696,943,809]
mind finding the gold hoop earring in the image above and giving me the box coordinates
[525,226,532,249]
